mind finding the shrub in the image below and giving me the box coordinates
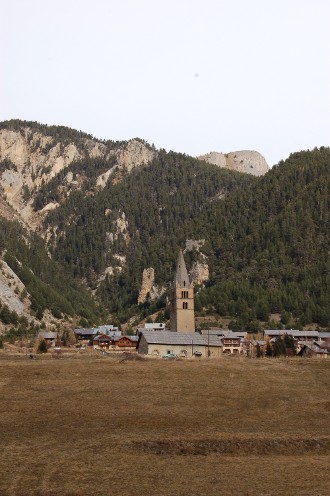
[37,339,48,353]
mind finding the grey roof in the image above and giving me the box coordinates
[303,343,329,354]
[38,331,58,340]
[139,330,223,347]
[74,328,98,336]
[93,334,111,341]
[221,333,243,340]
[319,332,330,339]
[201,329,247,339]
[264,330,319,338]
[174,250,191,288]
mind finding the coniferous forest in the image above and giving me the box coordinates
[0,120,329,330]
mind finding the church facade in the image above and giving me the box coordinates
[170,250,195,333]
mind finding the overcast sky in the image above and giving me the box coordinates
[1,0,329,166]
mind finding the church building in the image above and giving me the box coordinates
[170,250,195,333]
[137,251,223,356]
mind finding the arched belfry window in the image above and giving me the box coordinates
[183,280,186,287]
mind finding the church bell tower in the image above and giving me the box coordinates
[170,250,195,333]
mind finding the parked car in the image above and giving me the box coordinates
[193,351,202,357]
[162,353,176,359]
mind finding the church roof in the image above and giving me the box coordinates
[138,330,223,347]
[174,250,190,287]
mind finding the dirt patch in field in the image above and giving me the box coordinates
[131,437,330,456]
[119,351,146,362]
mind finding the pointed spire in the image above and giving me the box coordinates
[175,250,190,287]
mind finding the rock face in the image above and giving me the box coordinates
[0,259,27,316]
[189,262,209,286]
[138,268,165,304]
[138,268,155,304]
[198,150,269,176]
[0,127,156,231]
[185,239,205,252]
[116,139,155,173]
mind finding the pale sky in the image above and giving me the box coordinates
[1,0,330,166]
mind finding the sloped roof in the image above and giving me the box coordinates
[139,330,222,347]
[303,343,329,354]
[221,333,243,340]
[38,331,58,340]
[114,335,139,342]
[93,334,111,341]
[201,329,247,338]
[74,328,98,336]
[264,330,319,338]
[319,332,330,339]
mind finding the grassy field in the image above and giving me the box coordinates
[0,353,329,496]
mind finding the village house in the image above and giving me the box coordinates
[75,325,121,345]
[93,334,138,351]
[263,330,319,341]
[113,335,139,349]
[318,332,330,343]
[74,328,99,343]
[221,333,245,355]
[201,329,247,339]
[93,333,112,350]
[143,323,166,331]
[37,331,59,347]
[298,342,329,359]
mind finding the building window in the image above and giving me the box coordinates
[183,302,188,309]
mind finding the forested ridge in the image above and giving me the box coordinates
[40,147,329,328]
[198,148,330,329]
[0,119,329,330]
[0,218,100,326]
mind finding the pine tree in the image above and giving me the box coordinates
[38,339,47,353]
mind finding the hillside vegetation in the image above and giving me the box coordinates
[43,147,330,328]
[0,217,100,329]
[0,120,329,330]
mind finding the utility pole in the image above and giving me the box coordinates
[207,327,210,358]
[26,327,28,358]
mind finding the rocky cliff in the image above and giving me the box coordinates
[197,150,269,176]
[138,268,166,304]
[0,124,155,231]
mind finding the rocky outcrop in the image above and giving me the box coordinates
[189,262,209,286]
[0,258,29,317]
[138,268,155,304]
[184,239,205,252]
[115,139,155,173]
[138,268,165,304]
[198,150,269,176]
[184,239,209,286]
[0,127,156,232]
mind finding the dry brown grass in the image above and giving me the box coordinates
[0,354,329,496]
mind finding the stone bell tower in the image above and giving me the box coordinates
[170,250,195,333]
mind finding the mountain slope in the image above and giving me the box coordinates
[0,120,328,331]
